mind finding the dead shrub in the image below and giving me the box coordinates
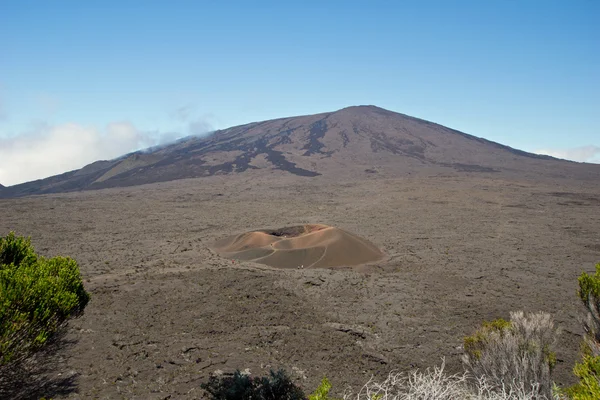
[462,311,559,399]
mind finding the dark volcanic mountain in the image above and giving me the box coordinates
[2,106,599,197]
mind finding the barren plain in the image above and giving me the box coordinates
[2,171,600,399]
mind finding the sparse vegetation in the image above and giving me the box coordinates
[462,311,559,399]
[201,369,305,400]
[309,376,341,400]
[0,232,90,366]
[203,267,600,400]
[463,318,513,361]
[344,360,553,400]
[576,263,600,356]
[339,262,600,400]
[561,264,600,399]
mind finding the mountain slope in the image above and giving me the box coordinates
[1,106,598,197]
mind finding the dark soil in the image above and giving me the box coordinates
[1,173,599,398]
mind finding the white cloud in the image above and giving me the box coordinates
[188,118,213,136]
[535,145,600,164]
[0,122,178,186]
[169,105,218,137]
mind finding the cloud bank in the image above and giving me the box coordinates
[0,122,197,186]
[535,145,600,164]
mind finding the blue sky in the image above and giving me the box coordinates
[1,0,598,185]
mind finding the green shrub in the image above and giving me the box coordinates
[578,263,600,304]
[463,318,512,360]
[563,263,600,399]
[0,232,90,365]
[564,355,600,400]
[201,369,305,400]
[309,377,342,400]
[577,263,600,356]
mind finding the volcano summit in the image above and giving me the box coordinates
[2,106,599,198]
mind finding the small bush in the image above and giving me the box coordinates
[564,264,600,399]
[347,361,471,400]
[310,376,342,400]
[577,263,600,356]
[462,311,559,399]
[464,318,512,361]
[0,232,90,366]
[344,360,551,400]
[564,355,600,400]
[201,369,305,400]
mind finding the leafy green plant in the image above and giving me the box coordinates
[564,355,600,400]
[562,263,600,399]
[0,232,90,365]
[577,263,600,356]
[309,377,341,400]
[201,369,305,400]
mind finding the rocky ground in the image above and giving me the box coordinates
[1,173,599,399]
